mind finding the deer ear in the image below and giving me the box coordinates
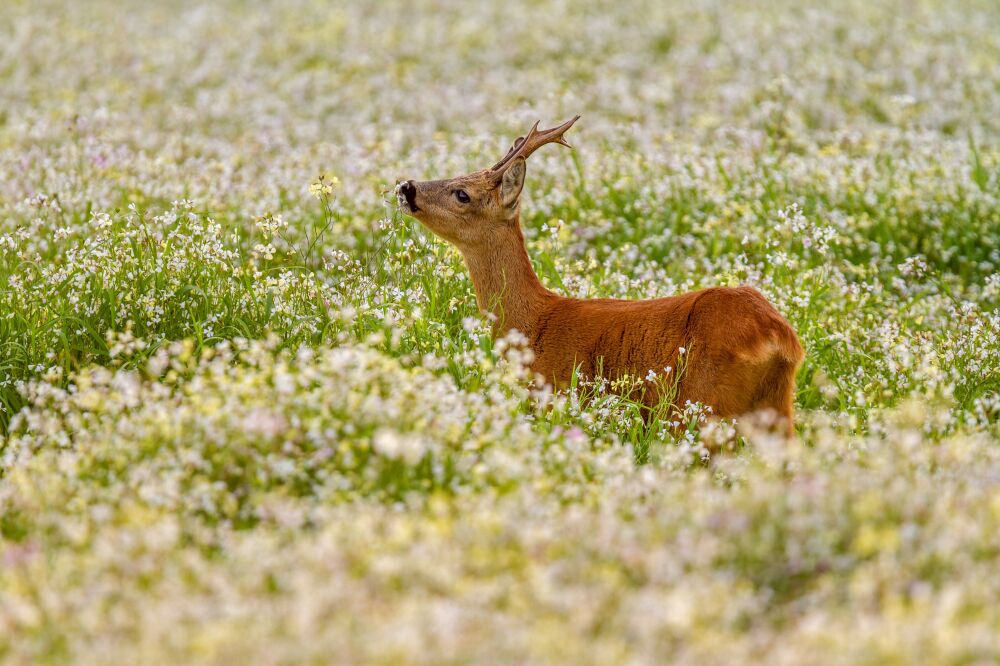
[500,157,526,209]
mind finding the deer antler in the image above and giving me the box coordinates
[490,116,581,173]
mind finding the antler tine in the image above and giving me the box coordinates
[535,115,581,150]
[490,116,580,173]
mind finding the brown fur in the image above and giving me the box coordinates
[397,118,804,435]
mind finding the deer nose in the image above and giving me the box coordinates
[397,180,419,211]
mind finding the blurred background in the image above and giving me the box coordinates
[3,0,998,217]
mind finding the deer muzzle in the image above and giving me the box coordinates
[396,180,419,213]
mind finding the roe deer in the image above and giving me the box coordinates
[396,117,804,435]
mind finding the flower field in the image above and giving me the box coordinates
[2,0,1000,663]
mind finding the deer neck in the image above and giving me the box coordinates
[460,222,552,338]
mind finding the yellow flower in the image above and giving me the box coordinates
[308,173,339,198]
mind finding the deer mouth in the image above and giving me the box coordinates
[396,181,420,213]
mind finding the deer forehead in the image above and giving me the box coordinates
[418,172,495,194]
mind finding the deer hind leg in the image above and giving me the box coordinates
[670,350,759,427]
[750,358,798,438]
[669,345,799,439]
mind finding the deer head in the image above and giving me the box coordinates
[396,116,580,250]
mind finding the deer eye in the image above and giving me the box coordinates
[454,189,471,204]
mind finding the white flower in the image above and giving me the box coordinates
[462,316,481,334]
[372,428,427,464]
